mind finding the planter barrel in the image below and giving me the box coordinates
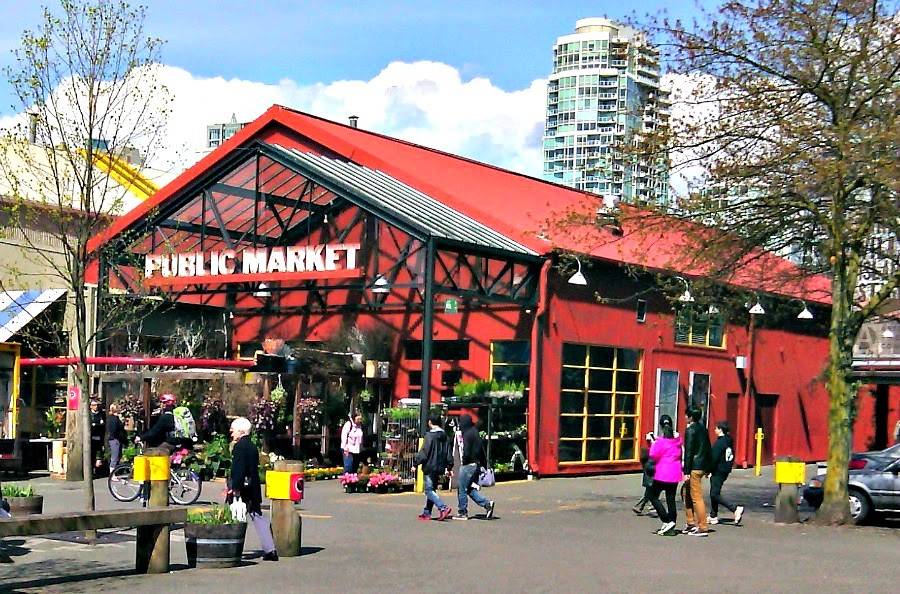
[6,495,43,515]
[184,522,247,568]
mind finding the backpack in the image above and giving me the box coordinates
[172,406,197,440]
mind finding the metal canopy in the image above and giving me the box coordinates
[100,143,541,313]
[265,145,538,257]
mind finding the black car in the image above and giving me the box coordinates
[803,455,900,524]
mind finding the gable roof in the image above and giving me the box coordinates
[90,104,830,303]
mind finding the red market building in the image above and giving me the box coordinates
[88,105,899,477]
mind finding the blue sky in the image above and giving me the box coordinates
[0,0,704,185]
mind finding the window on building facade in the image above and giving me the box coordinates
[559,343,642,464]
[674,305,725,348]
[490,340,531,385]
[688,372,711,425]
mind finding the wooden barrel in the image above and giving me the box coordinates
[184,522,247,568]
[5,496,43,515]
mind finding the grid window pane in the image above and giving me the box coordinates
[560,391,585,414]
[560,416,585,438]
[558,342,643,463]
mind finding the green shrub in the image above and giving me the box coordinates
[2,484,36,497]
[186,505,239,525]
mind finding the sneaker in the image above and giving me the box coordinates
[707,516,719,525]
[453,513,469,521]
[734,506,745,525]
[417,513,432,521]
[660,521,676,534]
[437,507,453,522]
[688,529,709,537]
[632,505,644,516]
[681,525,697,534]
[485,501,495,520]
[263,551,279,561]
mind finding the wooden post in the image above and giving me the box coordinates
[136,447,170,574]
[271,459,303,557]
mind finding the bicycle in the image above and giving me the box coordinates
[108,449,203,505]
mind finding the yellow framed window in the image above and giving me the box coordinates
[674,305,725,348]
[559,343,642,463]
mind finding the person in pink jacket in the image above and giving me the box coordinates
[646,415,683,535]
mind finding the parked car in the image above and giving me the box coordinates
[803,456,900,524]
[852,442,900,467]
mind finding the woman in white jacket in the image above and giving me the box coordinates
[341,412,364,473]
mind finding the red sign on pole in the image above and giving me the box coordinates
[67,386,80,411]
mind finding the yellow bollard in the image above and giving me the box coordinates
[754,428,765,476]
[414,437,424,493]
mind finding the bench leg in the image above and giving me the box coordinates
[135,524,170,574]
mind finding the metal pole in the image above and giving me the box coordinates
[419,238,436,437]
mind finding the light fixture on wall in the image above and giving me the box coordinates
[707,304,720,315]
[567,259,587,285]
[796,300,814,319]
[253,282,272,298]
[747,294,766,315]
[883,325,896,339]
[372,275,390,294]
[673,276,694,303]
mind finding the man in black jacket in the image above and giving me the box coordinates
[136,393,177,453]
[708,421,744,525]
[681,406,713,536]
[413,415,454,521]
[454,413,495,521]
[229,417,278,561]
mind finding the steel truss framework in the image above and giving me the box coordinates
[97,143,543,317]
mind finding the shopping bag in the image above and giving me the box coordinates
[229,495,248,522]
[478,467,496,488]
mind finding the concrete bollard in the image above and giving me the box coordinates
[270,460,304,557]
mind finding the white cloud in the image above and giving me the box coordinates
[0,62,548,182]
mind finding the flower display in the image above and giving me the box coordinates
[367,472,401,488]
[248,396,276,432]
[339,473,359,486]
[297,397,323,434]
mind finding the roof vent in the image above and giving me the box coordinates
[348,115,359,128]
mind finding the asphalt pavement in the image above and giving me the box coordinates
[0,464,896,593]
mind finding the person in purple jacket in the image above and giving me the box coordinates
[646,415,683,535]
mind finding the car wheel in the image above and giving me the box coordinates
[848,489,871,525]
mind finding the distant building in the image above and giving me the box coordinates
[543,18,671,207]
[206,114,248,149]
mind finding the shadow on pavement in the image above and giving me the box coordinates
[0,559,134,590]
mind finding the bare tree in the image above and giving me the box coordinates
[631,0,899,524]
[1,0,170,512]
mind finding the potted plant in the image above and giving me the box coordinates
[340,472,360,493]
[184,505,247,568]
[1,484,43,515]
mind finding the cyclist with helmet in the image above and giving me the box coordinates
[136,393,179,454]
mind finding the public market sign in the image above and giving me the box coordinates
[143,243,362,286]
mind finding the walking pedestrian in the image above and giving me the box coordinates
[413,415,454,521]
[646,415,683,535]
[708,421,744,526]
[229,416,279,561]
[340,412,364,474]
[632,443,655,516]
[454,413,495,520]
[89,399,106,474]
[106,403,127,474]
[681,406,713,536]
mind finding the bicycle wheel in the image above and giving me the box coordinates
[108,463,142,502]
[169,468,202,505]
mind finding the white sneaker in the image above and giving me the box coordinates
[734,506,745,525]
[656,521,676,535]
[707,516,719,525]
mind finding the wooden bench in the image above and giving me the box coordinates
[0,507,188,573]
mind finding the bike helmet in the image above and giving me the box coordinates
[159,393,176,406]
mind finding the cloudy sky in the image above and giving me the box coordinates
[0,0,706,187]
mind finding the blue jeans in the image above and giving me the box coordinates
[343,452,358,474]
[423,473,449,515]
[457,463,490,514]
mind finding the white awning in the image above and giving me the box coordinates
[0,289,67,342]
